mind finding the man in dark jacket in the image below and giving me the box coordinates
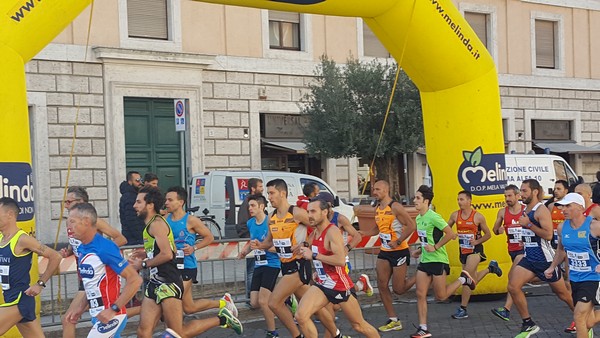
[593,171,600,204]
[119,171,145,245]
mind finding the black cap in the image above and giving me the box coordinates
[315,192,335,205]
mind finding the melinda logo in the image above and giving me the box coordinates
[97,318,119,333]
[0,163,35,221]
[78,264,95,279]
[457,147,507,195]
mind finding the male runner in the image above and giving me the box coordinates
[295,198,380,338]
[358,180,416,332]
[253,179,343,338]
[238,194,281,338]
[164,186,237,317]
[317,192,373,296]
[575,184,600,219]
[130,186,242,337]
[410,186,477,338]
[508,179,574,338]
[66,202,142,337]
[0,197,62,336]
[546,193,600,338]
[448,190,502,319]
[491,184,525,321]
[62,186,129,337]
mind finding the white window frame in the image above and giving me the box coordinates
[118,0,182,52]
[459,3,498,67]
[356,18,394,62]
[262,10,312,61]
[530,11,564,77]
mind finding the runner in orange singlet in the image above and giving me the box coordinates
[448,190,502,320]
[359,180,416,332]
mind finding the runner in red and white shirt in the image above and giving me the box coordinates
[491,184,526,321]
[575,184,600,219]
[296,199,379,338]
[66,203,141,338]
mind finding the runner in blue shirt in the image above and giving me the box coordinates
[546,193,600,337]
[67,202,142,337]
[239,194,281,338]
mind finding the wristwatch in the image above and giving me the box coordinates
[110,304,120,312]
[312,252,318,260]
[36,280,46,288]
[141,259,148,269]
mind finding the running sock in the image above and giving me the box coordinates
[296,335,304,338]
[460,305,467,310]
[219,299,226,308]
[458,276,466,284]
[420,324,428,331]
[355,280,364,290]
[335,329,341,336]
[219,316,227,326]
[523,317,534,325]
[389,317,399,322]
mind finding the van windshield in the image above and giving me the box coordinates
[300,178,332,195]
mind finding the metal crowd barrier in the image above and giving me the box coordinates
[40,240,390,327]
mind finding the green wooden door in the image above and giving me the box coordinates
[124,98,182,191]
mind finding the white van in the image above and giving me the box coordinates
[188,170,355,238]
[504,154,580,197]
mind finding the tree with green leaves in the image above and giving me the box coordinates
[301,56,424,196]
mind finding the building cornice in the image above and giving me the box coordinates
[93,47,214,68]
[521,0,600,10]
[499,73,600,91]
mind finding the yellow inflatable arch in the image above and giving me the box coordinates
[0,0,508,333]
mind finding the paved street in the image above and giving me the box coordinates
[44,284,589,338]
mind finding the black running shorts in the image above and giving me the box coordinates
[251,266,280,292]
[570,281,600,305]
[377,249,410,268]
[417,262,450,276]
[459,244,487,265]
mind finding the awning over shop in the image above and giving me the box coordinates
[262,139,307,154]
[534,141,600,154]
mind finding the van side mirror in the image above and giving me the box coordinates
[334,196,340,207]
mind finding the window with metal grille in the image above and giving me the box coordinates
[127,0,169,40]
[464,12,489,49]
[535,19,556,69]
[532,120,571,140]
[269,11,301,50]
[362,22,390,58]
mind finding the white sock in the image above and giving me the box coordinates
[458,276,466,284]
[389,317,398,322]
[420,324,428,331]
[355,280,364,290]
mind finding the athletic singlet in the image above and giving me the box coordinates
[561,216,600,282]
[78,234,129,317]
[551,205,565,248]
[584,204,599,217]
[504,205,525,252]
[0,230,32,303]
[166,213,197,270]
[311,224,354,291]
[269,206,307,263]
[142,214,179,281]
[375,201,407,251]
[456,209,480,255]
[522,202,555,263]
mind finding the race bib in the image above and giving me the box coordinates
[273,238,293,259]
[521,229,538,248]
[379,233,392,250]
[86,287,105,317]
[0,265,10,290]
[417,229,428,247]
[146,252,158,277]
[176,250,185,270]
[568,251,592,272]
[507,226,522,243]
[254,249,268,266]
[457,232,474,254]
[312,246,327,280]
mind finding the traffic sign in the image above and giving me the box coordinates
[174,99,186,132]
